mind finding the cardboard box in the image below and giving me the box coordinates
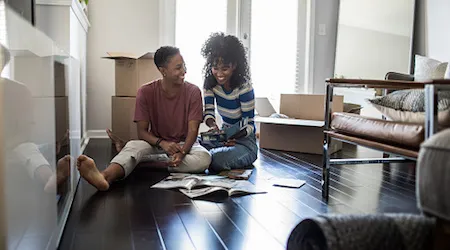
[104,52,160,97]
[111,96,138,142]
[256,94,344,155]
[13,55,67,97]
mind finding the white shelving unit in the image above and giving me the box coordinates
[33,0,90,246]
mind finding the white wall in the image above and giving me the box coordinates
[414,0,450,65]
[87,0,160,132]
[424,0,450,62]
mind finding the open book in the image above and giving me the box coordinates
[179,181,267,198]
[151,174,266,198]
[151,173,236,190]
[200,118,249,146]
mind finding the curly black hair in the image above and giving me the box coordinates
[201,32,251,90]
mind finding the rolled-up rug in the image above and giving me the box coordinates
[287,214,434,250]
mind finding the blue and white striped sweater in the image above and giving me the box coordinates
[203,85,255,137]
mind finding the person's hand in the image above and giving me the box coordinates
[160,141,184,155]
[224,139,236,147]
[170,152,185,167]
[208,124,220,132]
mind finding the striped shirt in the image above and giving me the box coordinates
[204,84,255,137]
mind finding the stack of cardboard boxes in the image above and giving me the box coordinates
[104,52,160,141]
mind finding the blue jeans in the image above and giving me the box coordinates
[201,133,258,173]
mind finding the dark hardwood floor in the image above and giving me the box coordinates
[58,139,419,250]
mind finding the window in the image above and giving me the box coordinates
[250,0,298,96]
[247,0,308,111]
[175,0,228,88]
[170,0,311,111]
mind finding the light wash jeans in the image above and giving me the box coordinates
[201,125,258,172]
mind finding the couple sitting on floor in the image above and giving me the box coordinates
[77,33,258,191]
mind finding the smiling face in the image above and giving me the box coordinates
[160,53,187,85]
[211,58,236,87]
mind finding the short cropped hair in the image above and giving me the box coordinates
[154,46,180,68]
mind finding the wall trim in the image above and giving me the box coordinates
[71,0,90,32]
[36,0,90,32]
[295,0,308,93]
[305,0,315,94]
[86,130,108,139]
[226,0,239,36]
[158,0,176,46]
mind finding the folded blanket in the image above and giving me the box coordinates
[287,214,434,250]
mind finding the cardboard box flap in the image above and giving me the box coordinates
[255,117,324,127]
[103,52,155,60]
[280,94,343,121]
[138,52,155,59]
[103,52,139,59]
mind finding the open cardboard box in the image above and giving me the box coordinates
[256,94,344,155]
[103,52,160,97]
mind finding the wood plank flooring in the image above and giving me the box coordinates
[58,139,419,250]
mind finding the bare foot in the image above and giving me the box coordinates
[56,155,72,184]
[44,155,72,193]
[77,155,110,191]
[106,129,126,152]
[56,129,70,155]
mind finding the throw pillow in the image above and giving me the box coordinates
[369,89,450,112]
[365,55,450,126]
[367,90,450,126]
[369,103,450,127]
[414,55,448,81]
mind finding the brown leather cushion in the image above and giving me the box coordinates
[331,112,424,149]
[326,131,418,159]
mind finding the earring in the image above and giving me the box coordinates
[163,74,166,77]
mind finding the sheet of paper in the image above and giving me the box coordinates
[270,178,306,188]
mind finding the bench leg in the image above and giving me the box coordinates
[322,136,330,201]
[322,84,333,201]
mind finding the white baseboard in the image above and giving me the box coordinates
[86,130,108,139]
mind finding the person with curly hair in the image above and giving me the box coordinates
[201,32,258,172]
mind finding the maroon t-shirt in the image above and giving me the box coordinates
[134,79,203,143]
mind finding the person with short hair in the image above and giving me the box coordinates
[77,46,211,191]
